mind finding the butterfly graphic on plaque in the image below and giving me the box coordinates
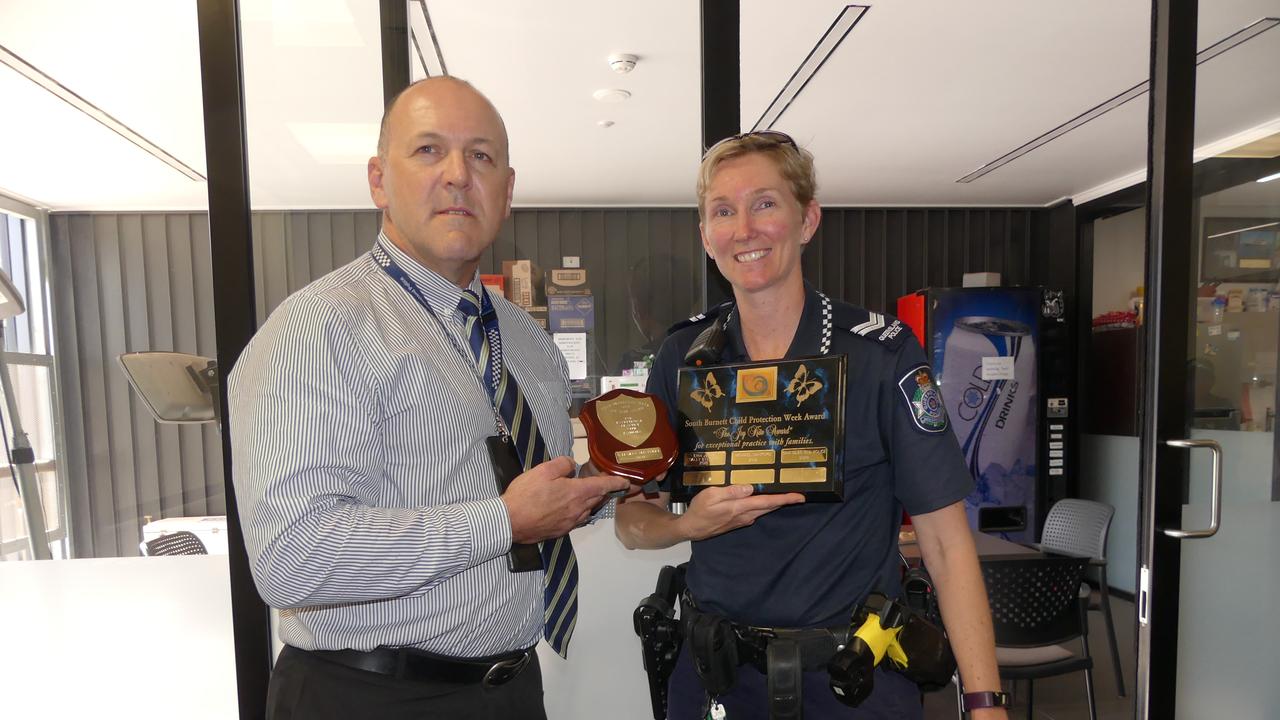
[785,364,824,404]
[690,372,725,411]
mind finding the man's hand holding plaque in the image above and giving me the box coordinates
[579,389,679,489]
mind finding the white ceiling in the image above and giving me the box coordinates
[0,1,1277,212]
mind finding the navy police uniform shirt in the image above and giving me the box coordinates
[646,283,973,629]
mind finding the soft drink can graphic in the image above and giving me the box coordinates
[938,316,1037,540]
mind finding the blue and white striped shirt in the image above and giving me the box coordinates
[229,233,572,656]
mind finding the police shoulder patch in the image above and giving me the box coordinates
[831,303,911,350]
[898,364,948,433]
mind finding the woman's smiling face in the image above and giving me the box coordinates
[700,152,819,296]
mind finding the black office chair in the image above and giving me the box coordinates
[142,530,208,556]
[959,555,1097,720]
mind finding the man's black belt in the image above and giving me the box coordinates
[307,645,535,687]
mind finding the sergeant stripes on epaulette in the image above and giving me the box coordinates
[850,312,885,336]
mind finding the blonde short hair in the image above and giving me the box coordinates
[696,133,817,219]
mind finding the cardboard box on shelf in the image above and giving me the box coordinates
[546,268,590,295]
[480,274,505,297]
[962,272,1001,287]
[549,294,594,332]
[502,260,543,308]
[526,305,549,330]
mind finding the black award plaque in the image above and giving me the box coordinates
[674,355,847,501]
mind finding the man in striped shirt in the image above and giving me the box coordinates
[229,77,628,719]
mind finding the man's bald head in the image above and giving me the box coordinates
[376,76,510,164]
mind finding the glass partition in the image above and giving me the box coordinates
[0,1,238,717]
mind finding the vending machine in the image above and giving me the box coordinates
[897,287,1069,543]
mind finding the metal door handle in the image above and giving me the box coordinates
[1163,438,1222,539]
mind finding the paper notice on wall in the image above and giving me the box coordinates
[553,333,588,380]
[981,356,1015,380]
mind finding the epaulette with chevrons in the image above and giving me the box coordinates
[830,303,912,350]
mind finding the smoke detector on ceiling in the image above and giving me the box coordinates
[608,53,638,74]
[592,88,631,102]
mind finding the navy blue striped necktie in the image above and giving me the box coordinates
[459,289,578,657]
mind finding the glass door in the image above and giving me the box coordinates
[1137,2,1280,717]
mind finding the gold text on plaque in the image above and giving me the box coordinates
[595,395,656,448]
[684,451,727,467]
[736,366,778,404]
[616,447,663,463]
[731,449,777,466]
[781,447,828,463]
[785,364,823,404]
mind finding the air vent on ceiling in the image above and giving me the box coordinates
[751,4,869,133]
[0,42,204,181]
[956,16,1280,184]
[410,0,448,78]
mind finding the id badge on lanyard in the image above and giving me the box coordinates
[486,434,544,572]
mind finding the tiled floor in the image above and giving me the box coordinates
[923,591,1137,720]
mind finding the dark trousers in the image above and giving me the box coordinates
[667,643,923,720]
[267,646,547,720]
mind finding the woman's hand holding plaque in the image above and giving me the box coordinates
[579,389,678,485]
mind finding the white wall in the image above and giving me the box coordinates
[539,521,690,720]
[1092,207,1147,316]
[1079,434,1140,594]
[0,556,238,720]
[1,526,688,720]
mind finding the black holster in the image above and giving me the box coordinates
[634,564,686,720]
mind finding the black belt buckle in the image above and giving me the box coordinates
[482,650,532,687]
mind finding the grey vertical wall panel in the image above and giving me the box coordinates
[805,208,1050,314]
[71,214,116,557]
[190,217,223,517]
[48,217,91,556]
[50,212,223,557]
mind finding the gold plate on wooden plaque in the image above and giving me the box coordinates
[616,447,663,463]
[595,394,657,448]
[580,389,678,483]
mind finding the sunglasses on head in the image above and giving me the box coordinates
[704,130,798,156]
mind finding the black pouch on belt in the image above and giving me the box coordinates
[766,638,803,720]
[689,613,738,698]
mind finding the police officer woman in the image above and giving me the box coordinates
[615,132,1009,719]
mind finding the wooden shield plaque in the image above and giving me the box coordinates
[579,389,678,482]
